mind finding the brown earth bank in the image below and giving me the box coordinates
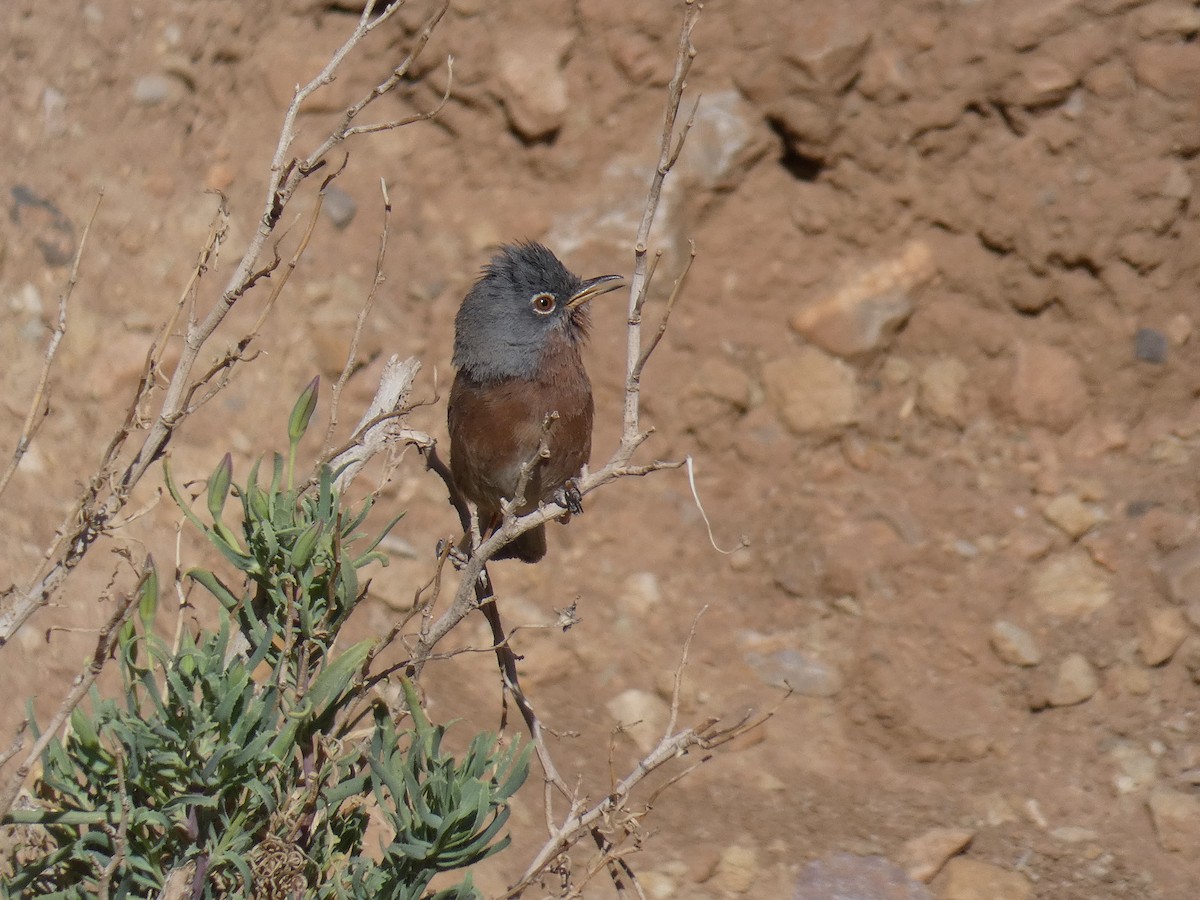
[2,0,1200,897]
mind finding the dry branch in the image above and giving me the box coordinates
[0,192,103,501]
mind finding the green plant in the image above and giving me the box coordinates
[2,382,528,898]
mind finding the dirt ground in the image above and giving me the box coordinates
[3,0,1200,897]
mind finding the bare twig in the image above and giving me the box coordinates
[622,0,702,447]
[325,179,394,450]
[328,356,424,493]
[0,191,103,501]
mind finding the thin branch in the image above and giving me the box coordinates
[325,179,394,451]
[622,0,702,447]
[0,191,103,501]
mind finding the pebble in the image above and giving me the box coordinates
[1166,313,1193,346]
[792,853,931,900]
[789,240,933,356]
[1147,786,1200,852]
[990,621,1042,667]
[1027,554,1108,624]
[605,689,669,754]
[899,827,974,882]
[745,649,843,697]
[1041,492,1104,539]
[1029,551,1113,619]
[1134,327,1168,364]
[762,347,861,434]
[1139,606,1189,666]
[918,357,969,426]
[1111,742,1158,794]
[496,28,572,140]
[1178,635,1200,683]
[619,571,662,615]
[1047,653,1099,707]
[711,844,758,895]
[1154,539,1200,604]
[1010,341,1089,432]
[938,858,1031,900]
[132,72,186,106]
[322,186,357,230]
[676,89,774,194]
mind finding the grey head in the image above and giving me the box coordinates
[453,242,623,382]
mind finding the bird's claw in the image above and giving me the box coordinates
[436,538,470,570]
[554,480,584,516]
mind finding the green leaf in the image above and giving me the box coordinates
[137,556,159,634]
[187,568,242,611]
[290,520,325,570]
[207,452,233,521]
[288,375,321,447]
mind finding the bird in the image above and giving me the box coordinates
[448,242,623,563]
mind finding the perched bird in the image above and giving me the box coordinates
[448,242,622,562]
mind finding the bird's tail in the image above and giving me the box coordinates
[494,523,547,563]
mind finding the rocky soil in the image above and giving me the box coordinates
[3,0,1200,897]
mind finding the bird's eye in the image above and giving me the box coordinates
[531,292,556,315]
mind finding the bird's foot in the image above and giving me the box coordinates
[554,480,584,516]
[436,538,471,570]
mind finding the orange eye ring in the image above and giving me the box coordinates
[531,292,557,315]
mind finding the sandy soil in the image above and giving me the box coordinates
[2,1,1200,897]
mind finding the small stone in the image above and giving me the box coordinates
[793,853,932,900]
[990,621,1042,667]
[762,347,860,434]
[1029,551,1113,619]
[918,358,969,426]
[1154,540,1200,604]
[939,858,1031,900]
[686,357,752,409]
[1110,662,1153,696]
[322,186,357,230]
[1161,163,1194,201]
[606,689,669,754]
[41,86,66,137]
[1178,635,1200,682]
[619,571,662,615]
[1166,313,1193,346]
[1130,42,1200,101]
[1047,653,1099,707]
[1137,1,1200,38]
[1006,56,1076,107]
[205,163,235,192]
[790,240,933,356]
[1135,328,1168,364]
[1147,787,1200,852]
[1051,826,1099,843]
[745,649,843,697]
[1011,341,1089,432]
[1139,606,1190,666]
[900,827,974,883]
[132,73,186,106]
[711,844,757,895]
[497,29,572,141]
[882,355,914,385]
[1111,742,1159,793]
[1042,492,1105,539]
